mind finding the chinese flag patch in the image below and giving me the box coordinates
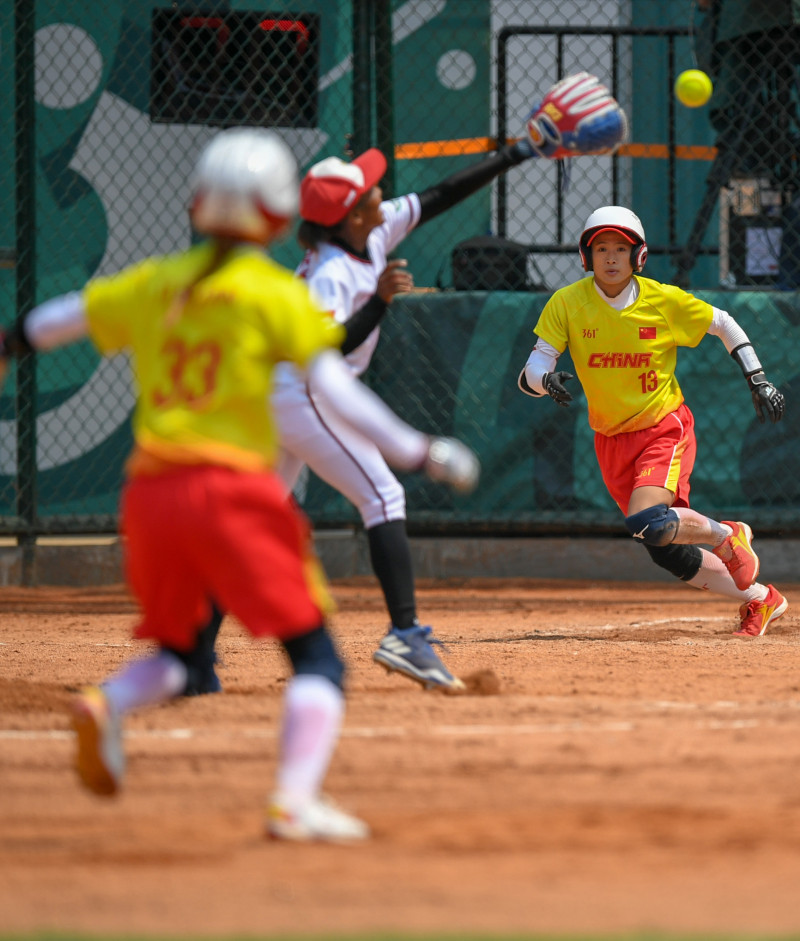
[639,327,656,339]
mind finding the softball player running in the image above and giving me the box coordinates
[519,205,787,636]
[0,129,478,842]
[184,72,630,695]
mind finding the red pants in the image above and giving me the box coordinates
[121,465,332,651]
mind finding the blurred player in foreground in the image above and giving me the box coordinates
[519,206,787,636]
[185,72,629,696]
[0,128,479,842]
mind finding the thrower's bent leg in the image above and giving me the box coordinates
[275,383,462,692]
[367,519,417,629]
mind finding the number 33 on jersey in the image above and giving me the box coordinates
[81,242,343,470]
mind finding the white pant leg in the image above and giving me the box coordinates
[274,384,406,529]
[275,447,306,494]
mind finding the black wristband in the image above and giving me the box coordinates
[517,369,542,397]
[506,141,532,166]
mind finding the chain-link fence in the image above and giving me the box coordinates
[2,0,799,538]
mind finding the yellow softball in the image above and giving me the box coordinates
[674,69,713,108]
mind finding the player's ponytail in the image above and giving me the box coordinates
[298,218,342,251]
[165,241,237,326]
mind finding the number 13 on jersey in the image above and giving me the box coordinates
[639,369,658,393]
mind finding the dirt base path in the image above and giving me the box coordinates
[2,578,800,937]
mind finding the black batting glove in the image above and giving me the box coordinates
[543,371,574,407]
[0,329,14,360]
[0,323,33,359]
[748,372,785,424]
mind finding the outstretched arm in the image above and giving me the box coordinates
[418,72,627,225]
[417,143,529,225]
[0,292,89,382]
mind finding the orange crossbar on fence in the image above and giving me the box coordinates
[620,142,717,160]
[394,138,718,160]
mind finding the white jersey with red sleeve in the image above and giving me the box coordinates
[270,192,422,530]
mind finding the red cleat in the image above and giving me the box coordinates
[714,520,760,590]
[734,585,788,637]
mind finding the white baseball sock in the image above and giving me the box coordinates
[102,650,187,715]
[274,674,344,807]
[685,548,768,602]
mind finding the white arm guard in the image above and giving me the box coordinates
[706,306,750,354]
[25,292,88,350]
[707,305,784,421]
[706,306,769,379]
[518,338,559,397]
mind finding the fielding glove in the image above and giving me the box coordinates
[519,72,628,160]
[543,371,574,407]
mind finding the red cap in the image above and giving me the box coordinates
[586,226,638,245]
[300,149,387,226]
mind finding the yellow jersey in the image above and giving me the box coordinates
[534,275,713,436]
[83,242,344,472]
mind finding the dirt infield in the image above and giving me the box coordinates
[2,576,800,937]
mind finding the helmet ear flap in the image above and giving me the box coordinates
[579,238,592,271]
[580,234,647,273]
[632,242,648,271]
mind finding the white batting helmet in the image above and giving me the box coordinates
[579,206,647,272]
[189,128,299,244]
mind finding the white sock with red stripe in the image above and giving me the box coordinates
[686,548,768,602]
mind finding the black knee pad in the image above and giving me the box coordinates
[624,503,679,546]
[645,543,703,581]
[282,625,345,691]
